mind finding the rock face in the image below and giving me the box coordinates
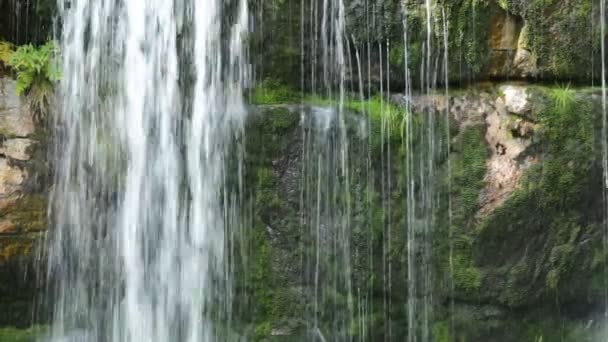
[478,85,537,217]
[0,77,48,327]
[0,71,603,340]
[256,0,598,91]
[234,85,605,341]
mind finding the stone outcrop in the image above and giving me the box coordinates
[0,77,48,327]
[478,85,538,217]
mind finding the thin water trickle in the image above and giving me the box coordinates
[47,1,248,341]
[602,0,608,327]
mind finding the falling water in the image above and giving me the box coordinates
[46,1,248,341]
[602,0,608,328]
[299,0,355,339]
[299,0,448,339]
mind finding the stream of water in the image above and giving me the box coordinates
[45,0,454,340]
[47,1,248,341]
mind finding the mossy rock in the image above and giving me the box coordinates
[0,325,48,342]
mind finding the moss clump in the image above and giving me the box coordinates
[0,326,47,342]
[2,195,47,233]
[503,0,599,80]
[437,125,487,297]
[249,0,302,88]
[232,105,304,340]
[250,80,301,105]
[0,238,33,263]
[451,126,488,225]
[437,0,492,79]
[306,95,409,154]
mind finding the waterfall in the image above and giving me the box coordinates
[46,1,248,341]
[602,0,608,327]
[301,0,353,339]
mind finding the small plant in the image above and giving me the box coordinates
[549,83,574,112]
[0,41,13,67]
[8,41,60,120]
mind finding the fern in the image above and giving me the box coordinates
[9,41,60,95]
[7,41,60,120]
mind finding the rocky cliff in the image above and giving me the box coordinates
[234,84,606,341]
[0,0,605,340]
[254,0,601,89]
[0,77,48,328]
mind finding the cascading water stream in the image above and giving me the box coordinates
[299,0,354,340]
[46,1,248,341]
[602,0,608,331]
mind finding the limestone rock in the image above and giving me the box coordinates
[0,138,35,161]
[0,78,35,137]
[487,7,524,78]
[500,85,531,117]
[0,159,26,200]
[477,91,537,217]
[512,25,538,78]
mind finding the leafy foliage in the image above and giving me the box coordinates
[7,41,60,120]
[9,41,60,95]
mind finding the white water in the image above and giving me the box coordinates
[47,1,248,341]
[602,0,608,334]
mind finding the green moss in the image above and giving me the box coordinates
[3,195,47,233]
[440,0,492,78]
[0,238,33,263]
[250,80,301,105]
[453,254,482,292]
[436,125,487,297]
[431,321,449,342]
[474,86,600,306]
[0,326,47,342]
[511,0,599,79]
[451,126,488,225]
[306,95,409,154]
[236,106,305,339]
[249,0,302,88]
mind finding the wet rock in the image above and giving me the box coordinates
[500,85,531,117]
[0,159,27,209]
[478,93,537,217]
[0,77,48,328]
[0,79,35,137]
[487,7,524,78]
[0,138,35,161]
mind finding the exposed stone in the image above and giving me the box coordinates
[0,219,16,234]
[0,158,26,204]
[487,8,524,78]
[512,25,538,78]
[0,76,47,328]
[477,93,537,218]
[270,327,293,336]
[0,138,35,161]
[0,78,35,137]
[397,90,492,132]
[500,85,531,117]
